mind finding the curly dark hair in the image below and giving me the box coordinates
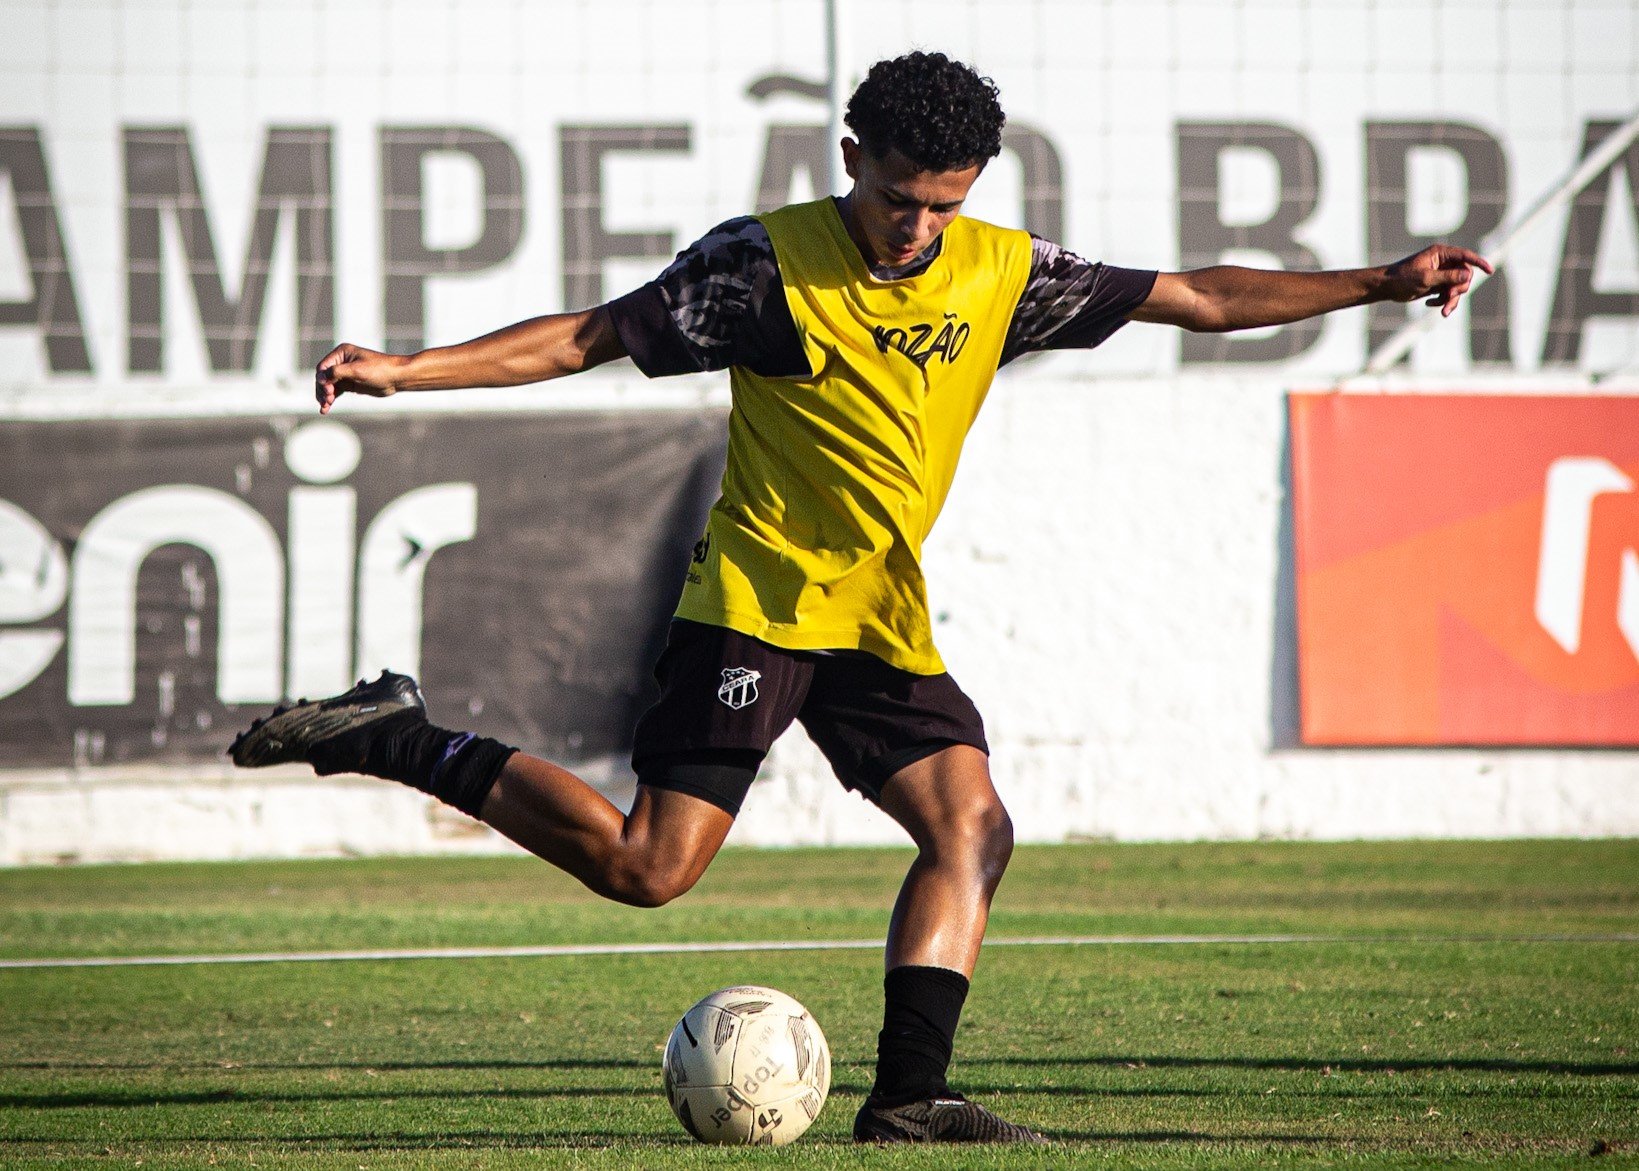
[844,52,1005,171]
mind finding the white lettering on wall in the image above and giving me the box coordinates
[285,420,363,698]
[16,421,483,709]
[68,486,285,705]
[0,498,69,700]
[1535,456,1637,659]
[355,483,478,681]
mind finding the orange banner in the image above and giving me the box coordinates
[1290,393,1639,746]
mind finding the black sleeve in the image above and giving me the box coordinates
[605,216,808,379]
[999,236,1158,367]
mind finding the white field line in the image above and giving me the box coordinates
[1,933,1634,971]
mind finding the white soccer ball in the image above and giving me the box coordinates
[662,985,831,1146]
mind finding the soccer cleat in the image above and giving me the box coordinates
[228,670,426,769]
[853,1092,1047,1144]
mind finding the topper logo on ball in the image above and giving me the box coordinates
[664,986,830,1147]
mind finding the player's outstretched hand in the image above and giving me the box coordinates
[1381,244,1494,318]
[315,344,408,414]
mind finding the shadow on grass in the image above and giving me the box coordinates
[1045,1130,1336,1144]
[0,1058,650,1072]
[2,1131,694,1150]
[17,1054,1631,1077]
[4,1131,1391,1154]
[1,1085,643,1109]
[14,1077,1633,1115]
[968,1055,1639,1077]
[3,1129,1350,1151]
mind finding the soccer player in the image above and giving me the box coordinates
[231,52,1488,1143]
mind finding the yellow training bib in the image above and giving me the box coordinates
[674,198,1032,673]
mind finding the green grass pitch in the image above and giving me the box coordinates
[1,840,1635,1168]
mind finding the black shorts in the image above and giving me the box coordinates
[630,619,988,816]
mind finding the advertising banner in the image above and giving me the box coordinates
[1290,393,1639,745]
[0,411,727,769]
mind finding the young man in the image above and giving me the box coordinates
[231,52,1488,1143]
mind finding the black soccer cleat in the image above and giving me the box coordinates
[228,670,426,769]
[853,1092,1047,1144]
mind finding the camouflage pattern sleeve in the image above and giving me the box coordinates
[605,217,806,378]
[999,236,1158,366]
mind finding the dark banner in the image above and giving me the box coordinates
[0,410,727,769]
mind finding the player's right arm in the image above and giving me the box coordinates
[317,216,791,414]
[314,306,626,414]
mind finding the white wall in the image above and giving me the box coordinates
[4,372,1635,865]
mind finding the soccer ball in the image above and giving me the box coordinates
[662,985,831,1145]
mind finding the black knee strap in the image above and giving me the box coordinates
[330,716,516,820]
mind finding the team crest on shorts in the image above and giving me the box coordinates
[717,667,762,710]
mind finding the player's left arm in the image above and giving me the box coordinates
[1129,244,1494,332]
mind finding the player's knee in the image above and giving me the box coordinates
[941,795,1013,878]
[604,852,701,908]
[975,800,1015,879]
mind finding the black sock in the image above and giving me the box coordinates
[869,965,970,1106]
[310,713,517,819]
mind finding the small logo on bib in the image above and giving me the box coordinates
[717,667,762,710]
